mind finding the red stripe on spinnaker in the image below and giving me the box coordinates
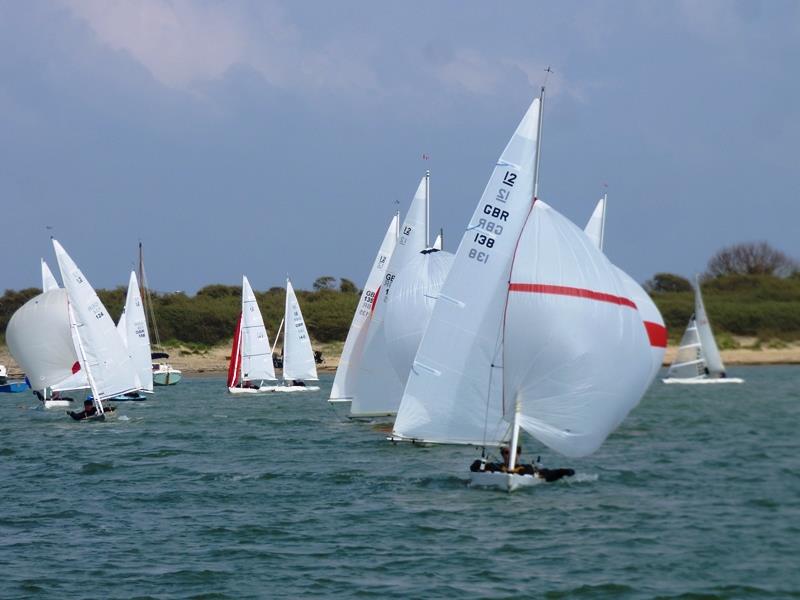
[644,321,668,348]
[508,283,638,309]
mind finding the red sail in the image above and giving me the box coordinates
[226,313,243,388]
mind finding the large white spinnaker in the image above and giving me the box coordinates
[282,279,318,382]
[116,271,154,392]
[350,174,430,417]
[393,97,541,445]
[503,201,653,458]
[241,275,276,383]
[53,239,142,406]
[6,289,83,390]
[329,214,399,402]
[693,276,726,375]
[41,259,60,292]
[582,197,667,383]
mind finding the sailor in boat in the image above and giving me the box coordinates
[290,380,306,387]
[470,446,575,483]
[67,399,115,421]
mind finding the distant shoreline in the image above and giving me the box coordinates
[2,342,799,379]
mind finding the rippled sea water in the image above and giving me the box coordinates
[1,366,798,599]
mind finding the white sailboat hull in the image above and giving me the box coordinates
[227,385,278,395]
[468,471,544,493]
[43,399,72,408]
[662,377,744,385]
[273,384,320,393]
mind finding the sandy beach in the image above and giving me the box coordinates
[2,338,799,378]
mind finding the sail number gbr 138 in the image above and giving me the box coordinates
[468,170,514,264]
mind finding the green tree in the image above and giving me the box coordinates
[644,273,692,293]
[339,278,358,294]
[313,276,336,291]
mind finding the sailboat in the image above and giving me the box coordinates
[583,195,668,383]
[112,271,154,400]
[274,278,320,392]
[52,239,143,420]
[329,214,399,405]
[227,276,278,394]
[663,276,743,384]
[349,172,431,417]
[137,243,182,386]
[392,89,658,492]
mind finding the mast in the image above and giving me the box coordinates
[600,192,607,250]
[425,170,431,247]
[533,83,546,200]
[507,395,521,472]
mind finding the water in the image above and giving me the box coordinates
[1,366,798,599]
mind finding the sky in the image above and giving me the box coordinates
[1,1,798,293]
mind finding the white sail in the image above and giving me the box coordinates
[393,97,541,445]
[694,277,726,375]
[503,201,653,458]
[117,271,154,392]
[582,197,667,383]
[615,268,668,384]
[6,289,83,390]
[433,231,443,250]
[41,259,60,292]
[350,174,430,416]
[666,317,705,379]
[329,214,399,401]
[241,275,276,382]
[282,279,318,381]
[583,195,607,251]
[53,239,142,401]
[384,249,454,386]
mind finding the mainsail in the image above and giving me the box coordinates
[41,259,59,292]
[350,174,430,416]
[329,214,399,401]
[117,271,154,392]
[282,279,318,382]
[393,97,541,445]
[693,276,726,375]
[240,275,276,383]
[583,195,607,251]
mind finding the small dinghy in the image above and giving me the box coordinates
[273,279,319,392]
[227,276,278,395]
[663,276,744,384]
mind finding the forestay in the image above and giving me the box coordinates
[117,271,154,392]
[282,279,318,381]
[330,214,399,401]
[351,175,429,416]
[53,239,142,401]
[393,98,541,445]
[41,259,59,292]
[504,201,653,458]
